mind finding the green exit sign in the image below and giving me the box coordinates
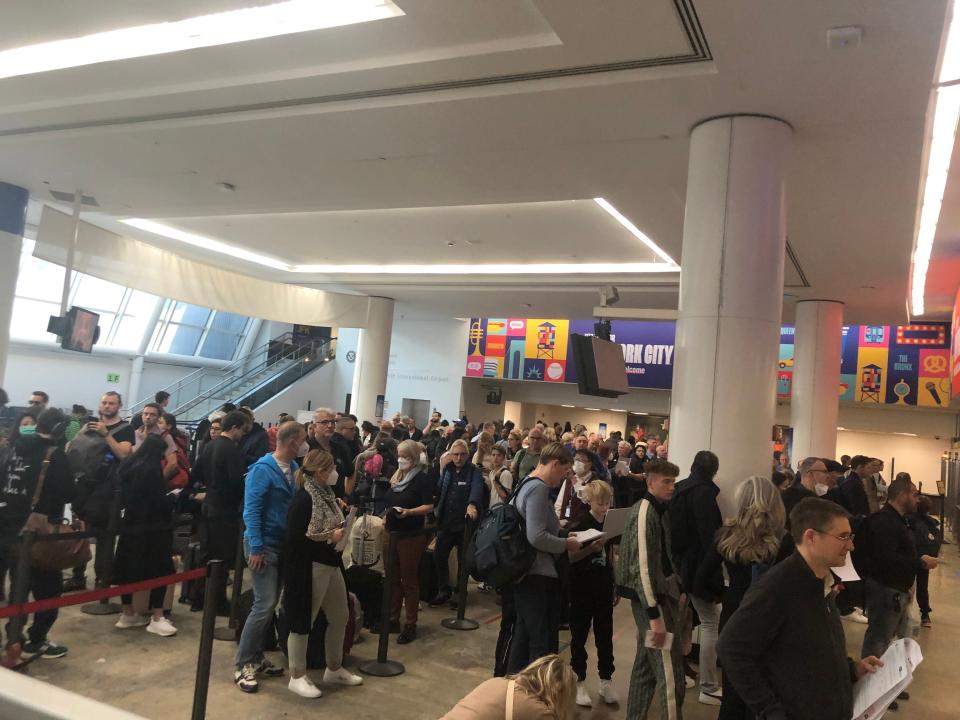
[106,373,121,383]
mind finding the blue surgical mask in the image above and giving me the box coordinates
[19,425,37,436]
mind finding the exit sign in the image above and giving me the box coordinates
[106,373,120,383]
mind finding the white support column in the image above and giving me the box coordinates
[790,300,843,463]
[0,183,29,386]
[350,297,394,423]
[669,115,792,515]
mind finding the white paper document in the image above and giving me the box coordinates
[643,630,674,649]
[334,507,358,552]
[851,638,923,720]
[602,507,631,539]
[570,528,605,546]
[835,553,861,583]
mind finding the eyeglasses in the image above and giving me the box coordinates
[814,529,854,543]
[316,419,335,426]
[28,400,43,405]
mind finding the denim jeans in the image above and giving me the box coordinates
[235,542,281,668]
[862,577,911,659]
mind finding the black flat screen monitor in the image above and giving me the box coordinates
[570,333,629,398]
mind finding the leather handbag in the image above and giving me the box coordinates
[24,447,92,571]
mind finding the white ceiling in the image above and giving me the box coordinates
[1,0,950,322]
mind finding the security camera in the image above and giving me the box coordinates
[599,285,620,307]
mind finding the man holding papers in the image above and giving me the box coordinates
[718,498,883,720]
[617,459,685,720]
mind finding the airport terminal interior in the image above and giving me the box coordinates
[2,1,960,719]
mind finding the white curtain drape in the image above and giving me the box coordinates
[34,206,371,328]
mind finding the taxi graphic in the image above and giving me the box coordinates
[778,358,794,369]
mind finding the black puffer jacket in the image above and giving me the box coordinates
[668,469,722,598]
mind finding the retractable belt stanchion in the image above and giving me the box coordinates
[6,531,36,651]
[191,560,225,720]
[359,528,405,677]
[81,491,121,615]
[442,520,479,631]
[214,522,246,642]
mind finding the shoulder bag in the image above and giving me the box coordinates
[25,447,92,571]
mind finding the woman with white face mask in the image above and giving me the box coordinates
[554,451,596,528]
[282,449,363,698]
[381,440,435,644]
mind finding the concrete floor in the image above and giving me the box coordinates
[20,551,959,720]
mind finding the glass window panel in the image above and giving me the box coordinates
[15,250,68,304]
[109,315,148,350]
[125,290,159,318]
[10,298,60,341]
[170,302,210,327]
[199,330,240,360]
[71,274,126,312]
[209,311,248,334]
[157,324,202,355]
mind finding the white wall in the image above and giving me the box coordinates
[835,431,950,490]
[383,312,468,421]
[3,343,202,411]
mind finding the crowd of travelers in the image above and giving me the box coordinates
[0,384,942,719]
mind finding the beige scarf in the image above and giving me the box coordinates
[304,476,344,542]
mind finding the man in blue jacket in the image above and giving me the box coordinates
[428,438,484,608]
[234,421,307,693]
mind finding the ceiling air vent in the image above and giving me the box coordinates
[49,190,99,207]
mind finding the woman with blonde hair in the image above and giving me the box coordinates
[282,449,363,698]
[697,476,794,720]
[441,654,576,720]
[473,431,495,472]
[381,439,435,644]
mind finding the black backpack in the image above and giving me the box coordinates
[468,475,537,588]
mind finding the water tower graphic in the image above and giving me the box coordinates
[860,363,882,403]
[536,321,557,359]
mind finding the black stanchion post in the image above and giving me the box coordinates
[442,520,479,631]
[82,489,121,615]
[7,531,36,649]
[214,521,246,642]
[359,529,405,677]
[192,560,225,720]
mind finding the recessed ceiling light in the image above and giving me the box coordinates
[560,404,576,408]
[593,198,677,265]
[0,0,403,80]
[608,408,627,412]
[583,408,601,411]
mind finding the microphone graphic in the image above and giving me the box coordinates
[925,381,942,406]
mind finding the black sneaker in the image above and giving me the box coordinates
[397,624,417,644]
[23,641,68,659]
[62,577,87,593]
[428,591,452,608]
[235,664,259,693]
[256,658,285,677]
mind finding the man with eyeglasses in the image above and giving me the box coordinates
[861,475,937,662]
[782,457,829,524]
[718,498,884,720]
[307,407,352,499]
[511,427,546,481]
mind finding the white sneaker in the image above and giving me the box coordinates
[115,613,149,629]
[699,690,722,706]
[288,675,322,698]
[323,666,363,686]
[685,676,696,689]
[576,681,592,707]
[843,608,869,624]
[598,679,619,705]
[146,616,177,637]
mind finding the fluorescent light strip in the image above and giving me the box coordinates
[911,0,960,316]
[293,262,679,274]
[121,218,681,275]
[122,218,291,271]
[560,404,576,408]
[0,0,403,80]
[594,198,677,265]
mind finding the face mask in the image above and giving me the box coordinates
[19,425,36,436]
[815,483,829,497]
[326,469,339,486]
[398,457,413,471]
[420,452,428,465]
[298,441,310,457]
[573,461,588,476]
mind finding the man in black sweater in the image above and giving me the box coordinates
[861,476,938,659]
[781,457,826,525]
[718,498,883,720]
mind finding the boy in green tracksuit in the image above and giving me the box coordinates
[617,459,685,720]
